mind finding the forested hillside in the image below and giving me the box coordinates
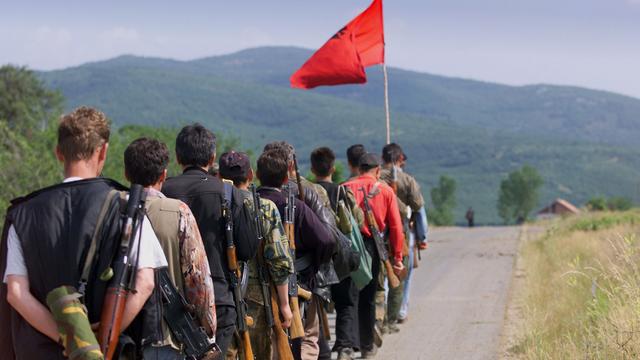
[33,47,640,224]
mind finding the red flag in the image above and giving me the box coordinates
[291,0,385,89]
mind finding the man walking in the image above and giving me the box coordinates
[380,143,425,328]
[124,137,217,359]
[218,151,294,360]
[162,124,259,355]
[343,153,405,358]
[310,146,363,360]
[1,107,167,359]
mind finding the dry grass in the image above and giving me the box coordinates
[511,210,640,359]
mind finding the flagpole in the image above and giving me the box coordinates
[383,63,391,144]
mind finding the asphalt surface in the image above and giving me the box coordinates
[329,226,521,360]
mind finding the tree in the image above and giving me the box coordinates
[586,197,607,211]
[430,175,457,226]
[0,65,63,136]
[497,165,543,224]
[606,197,633,211]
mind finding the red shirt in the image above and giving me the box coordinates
[343,174,404,262]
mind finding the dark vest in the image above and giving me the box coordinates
[2,178,126,359]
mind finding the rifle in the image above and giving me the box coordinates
[222,181,254,360]
[390,165,399,194]
[157,269,220,359]
[251,185,295,360]
[285,183,306,339]
[359,187,401,289]
[97,184,146,360]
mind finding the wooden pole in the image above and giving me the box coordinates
[383,63,391,144]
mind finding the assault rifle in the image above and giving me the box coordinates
[222,181,254,360]
[359,186,401,289]
[97,184,146,360]
[157,269,220,359]
[251,185,294,360]
[285,183,306,339]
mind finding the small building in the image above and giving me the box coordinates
[537,198,581,219]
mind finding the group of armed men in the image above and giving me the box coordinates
[0,106,427,360]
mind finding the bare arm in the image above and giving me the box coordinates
[120,268,155,330]
[6,275,59,342]
[275,283,292,328]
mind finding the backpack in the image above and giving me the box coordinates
[336,186,372,290]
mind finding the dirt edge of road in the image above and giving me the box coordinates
[499,225,543,359]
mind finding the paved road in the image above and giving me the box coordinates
[329,226,522,360]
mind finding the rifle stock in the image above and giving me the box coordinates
[222,180,253,360]
[270,287,294,360]
[97,287,127,359]
[97,184,145,360]
[285,186,305,340]
[360,187,401,289]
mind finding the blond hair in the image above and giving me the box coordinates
[57,106,110,161]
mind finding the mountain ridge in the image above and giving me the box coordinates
[37,46,640,224]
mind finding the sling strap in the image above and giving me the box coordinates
[78,189,121,297]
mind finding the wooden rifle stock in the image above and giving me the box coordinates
[222,181,254,360]
[270,287,294,360]
[97,184,145,360]
[361,188,402,289]
[97,287,128,360]
[284,186,305,340]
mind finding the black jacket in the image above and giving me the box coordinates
[161,167,258,326]
[1,178,127,360]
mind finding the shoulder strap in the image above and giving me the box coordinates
[222,179,234,205]
[78,189,121,296]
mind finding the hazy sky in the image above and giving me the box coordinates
[2,0,639,98]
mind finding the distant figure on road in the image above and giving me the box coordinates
[466,207,475,227]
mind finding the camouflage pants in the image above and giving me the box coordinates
[225,300,273,360]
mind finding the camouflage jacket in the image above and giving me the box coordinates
[240,189,294,305]
[145,188,216,347]
[380,166,425,218]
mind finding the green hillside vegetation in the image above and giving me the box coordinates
[37,47,640,224]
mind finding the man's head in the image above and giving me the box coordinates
[359,152,381,178]
[219,151,252,187]
[256,149,289,188]
[175,123,216,169]
[310,147,335,180]
[346,144,366,173]
[264,141,295,172]
[56,106,111,177]
[124,137,170,188]
[382,143,404,165]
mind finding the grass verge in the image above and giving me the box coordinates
[511,210,640,359]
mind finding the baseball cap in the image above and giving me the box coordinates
[219,151,250,178]
[358,152,381,170]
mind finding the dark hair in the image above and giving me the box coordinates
[175,123,216,167]
[263,141,295,162]
[382,143,404,164]
[58,106,110,161]
[124,137,170,187]
[310,147,335,178]
[346,144,366,167]
[257,149,289,188]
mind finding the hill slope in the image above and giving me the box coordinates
[38,47,640,224]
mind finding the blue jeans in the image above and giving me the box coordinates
[399,231,415,320]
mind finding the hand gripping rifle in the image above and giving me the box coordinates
[251,185,295,360]
[359,187,401,289]
[221,181,254,360]
[285,183,306,339]
[97,184,146,360]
